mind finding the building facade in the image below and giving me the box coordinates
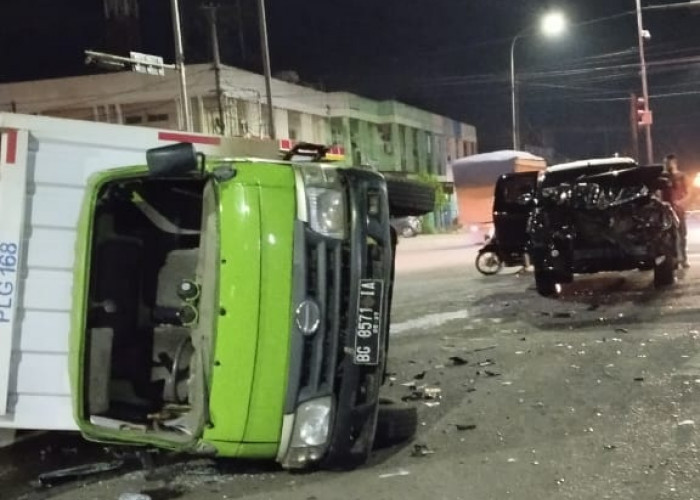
[0,64,477,177]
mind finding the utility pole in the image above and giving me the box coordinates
[256,0,276,139]
[171,0,192,131]
[203,4,226,135]
[635,0,653,163]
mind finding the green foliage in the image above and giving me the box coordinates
[416,172,448,211]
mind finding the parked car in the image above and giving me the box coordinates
[391,216,423,238]
[495,158,681,296]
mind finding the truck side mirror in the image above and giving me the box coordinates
[146,143,200,177]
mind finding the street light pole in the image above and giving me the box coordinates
[510,33,523,151]
[256,0,276,139]
[509,11,566,152]
[170,0,193,132]
[635,0,653,163]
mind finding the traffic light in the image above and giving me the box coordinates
[636,97,653,127]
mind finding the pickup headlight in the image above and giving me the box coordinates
[297,165,347,239]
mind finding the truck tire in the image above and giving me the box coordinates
[374,401,418,449]
[535,269,558,297]
[385,178,436,217]
[654,256,675,288]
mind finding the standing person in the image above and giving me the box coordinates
[664,154,690,268]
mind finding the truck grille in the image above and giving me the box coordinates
[298,237,345,399]
[285,170,393,411]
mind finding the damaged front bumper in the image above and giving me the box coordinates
[530,182,680,276]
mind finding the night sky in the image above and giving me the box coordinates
[2,0,700,166]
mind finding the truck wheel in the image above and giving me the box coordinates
[535,269,558,297]
[385,178,436,217]
[373,401,418,449]
[654,256,676,288]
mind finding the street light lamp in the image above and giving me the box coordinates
[541,11,567,37]
[510,11,567,151]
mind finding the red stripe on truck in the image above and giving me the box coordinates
[158,131,221,146]
[5,130,17,164]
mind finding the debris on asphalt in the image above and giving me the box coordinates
[413,371,427,380]
[448,356,468,366]
[678,420,695,427]
[484,370,501,377]
[470,345,498,353]
[553,312,573,319]
[603,445,618,451]
[411,444,435,457]
[615,328,629,334]
[38,460,125,487]
[478,360,495,367]
[555,478,566,486]
[507,458,517,463]
[379,469,411,479]
[424,402,440,408]
[634,377,645,382]
[118,494,152,500]
[402,385,442,402]
[501,381,513,386]
[455,423,477,431]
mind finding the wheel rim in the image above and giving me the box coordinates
[476,252,502,275]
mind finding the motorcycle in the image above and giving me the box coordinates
[475,171,538,275]
[475,236,529,275]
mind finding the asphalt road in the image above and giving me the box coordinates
[5,232,700,500]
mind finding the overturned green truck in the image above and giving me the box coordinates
[70,141,434,469]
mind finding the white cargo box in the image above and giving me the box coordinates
[0,113,277,438]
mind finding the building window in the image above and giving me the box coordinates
[147,113,169,123]
[288,110,301,141]
[124,115,143,125]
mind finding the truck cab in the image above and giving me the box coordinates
[71,142,429,468]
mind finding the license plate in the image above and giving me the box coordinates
[353,279,384,365]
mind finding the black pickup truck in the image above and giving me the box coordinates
[494,158,681,297]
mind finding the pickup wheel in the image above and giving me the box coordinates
[373,400,418,449]
[385,178,436,217]
[654,256,676,288]
[535,269,559,297]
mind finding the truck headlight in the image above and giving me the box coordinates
[297,165,348,239]
[290,397,332,448]
[306,188,346,239]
